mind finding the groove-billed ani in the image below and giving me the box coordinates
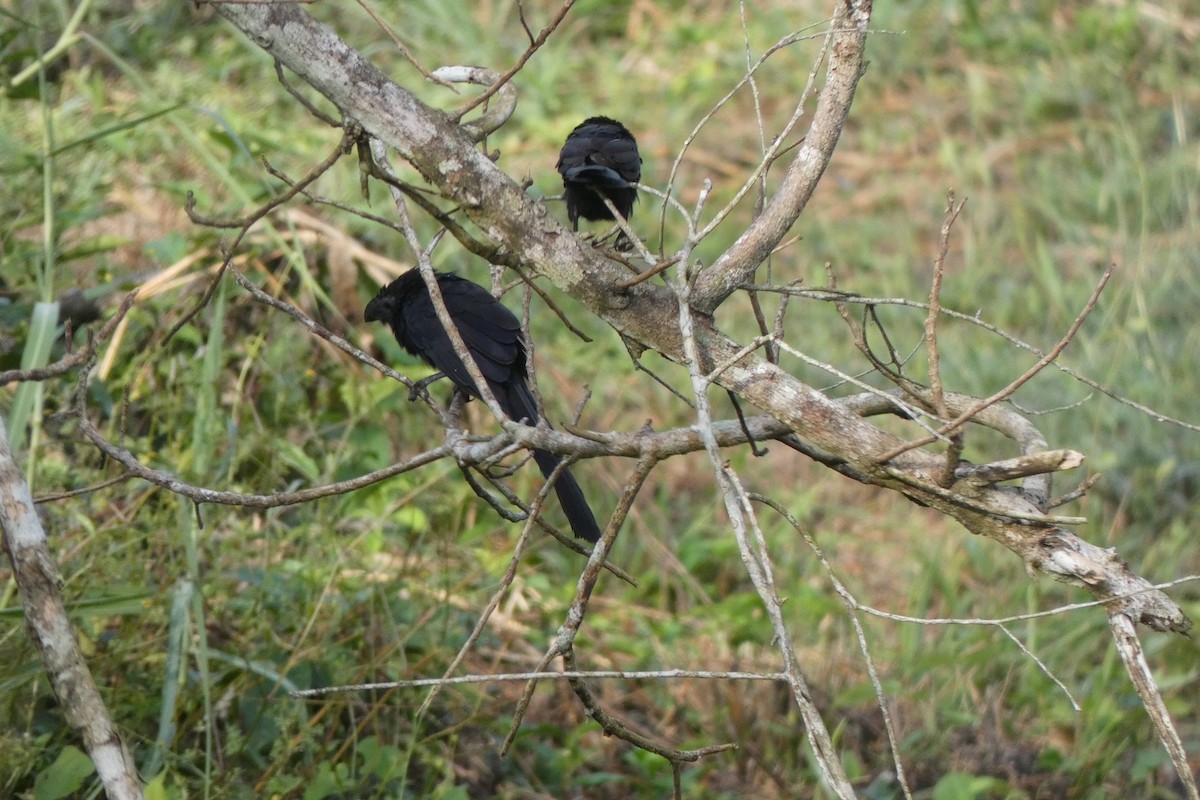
[556,116,641,247]
[364,270,602,543]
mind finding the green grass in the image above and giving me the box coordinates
[2,1,1199,798]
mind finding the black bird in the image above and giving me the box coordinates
[364,270,602,543]
[556,116,641,247]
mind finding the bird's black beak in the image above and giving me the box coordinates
[363,292,393,323]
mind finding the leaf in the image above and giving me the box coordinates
[33,745,94,800]
[932,771,1005,800]
[302,761,350,800]
[7,300,59,451]
[144,772,174,800]
[277,440,321,483]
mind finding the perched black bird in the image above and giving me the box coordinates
[364,270,602,543]
[556,116,641,247]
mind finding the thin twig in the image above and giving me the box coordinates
[751,493,915,800]
[273,58,338,126]
[412,466,555,724]
[501,456,656,754]
[657,22,830,253]
[290,668,788,697]
[754,283,1200,433]
[185,130,354,230]
[34,473,133,504]
[353,0,443,82]
[0,292,137,385]
[925,193,968,486]
[671,269,856,798]
[450,0,576,120]
[874,263,1116,465]
[854,574,1200,626]
[925,192,966,418]
[77,413,453,509]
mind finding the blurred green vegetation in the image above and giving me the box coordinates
[1,1,1198,798]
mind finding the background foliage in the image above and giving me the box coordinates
[1,1,1197,798]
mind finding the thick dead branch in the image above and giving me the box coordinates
[430,66,517,141]
[1109,613,1200,800]
[691,0,873,313]
[842,389,1056,509]
[0,419,144,800]
[953,450,1085,487]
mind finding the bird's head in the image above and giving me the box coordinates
[363,291,396,324]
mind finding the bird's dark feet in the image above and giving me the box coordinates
[408,371,446,402]
[589,226,639,253]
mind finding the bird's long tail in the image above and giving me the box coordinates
[502,383,603,543]
[531,450,602,543]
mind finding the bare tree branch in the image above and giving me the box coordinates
[1109,613,1200,800]
[77,412,453,508]
[291,668,789,697]
[691,1,873,313]
[762,284,1200,433]
[874,263,1115,464]
[0,293,137,385]
[752,492,916,800]
[0,418,144,800]
[430,66,517,142]
[448,0,576,121]
[674,269,856,797]
[503,456,657,754]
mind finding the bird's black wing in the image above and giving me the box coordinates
[558,123,640,179]
[402,276,530,414]
[592,135,641,184]
[555,126,594,174]
[562,164,632,189]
